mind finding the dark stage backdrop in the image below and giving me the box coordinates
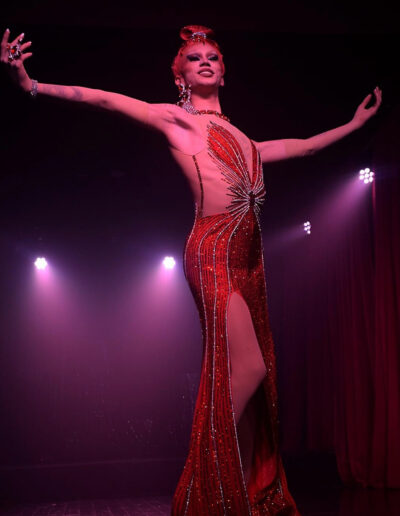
[0,4,399,504]
[275,107,400,489]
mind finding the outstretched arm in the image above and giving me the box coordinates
[1,28,204,144]
[255,87,382,163]
[1,29,151,126]
[35,82,150,125]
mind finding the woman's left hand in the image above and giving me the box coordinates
[352,86,382,127]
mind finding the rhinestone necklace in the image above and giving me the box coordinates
[179,100,231,123]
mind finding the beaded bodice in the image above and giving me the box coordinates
[169,113,266,220]
[206,120,265,218]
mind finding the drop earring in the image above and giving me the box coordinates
[177,81,191,104]
[176,82,197,114]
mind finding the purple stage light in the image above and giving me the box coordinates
[303,221,311,235]
[34,257,48,270]
[163,256,176,269]
[359,168,374,184]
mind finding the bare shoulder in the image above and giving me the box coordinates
[148,103,205,155]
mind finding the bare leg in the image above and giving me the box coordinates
[227,291,267,482]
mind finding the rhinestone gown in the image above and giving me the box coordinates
[157,107,300,516]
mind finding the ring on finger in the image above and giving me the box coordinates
[8,43,22,61]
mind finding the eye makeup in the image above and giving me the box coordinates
[186,53,219,61]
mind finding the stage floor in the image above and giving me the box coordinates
[1,487,399,516]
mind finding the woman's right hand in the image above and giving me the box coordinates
[1,28,33,92]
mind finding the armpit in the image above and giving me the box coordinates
[147,103,206,156]
[254,138,309,163]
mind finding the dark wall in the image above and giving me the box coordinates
[1,1,397,502]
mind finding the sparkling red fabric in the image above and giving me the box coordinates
[171,122,301,515]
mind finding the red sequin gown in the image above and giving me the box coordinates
[166,113,301,516]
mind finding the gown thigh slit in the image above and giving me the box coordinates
[171,119,301,515]
[227,289,268,425]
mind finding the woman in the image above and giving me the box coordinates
[1,24,382,516]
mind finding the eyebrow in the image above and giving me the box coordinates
[186,51,218,56]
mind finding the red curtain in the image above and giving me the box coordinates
[368,108,400,487]
[277,106,400,488]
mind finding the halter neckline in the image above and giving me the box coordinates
[193,109,230,123]
[178,101,231,123]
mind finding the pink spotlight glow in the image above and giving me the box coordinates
[359,167,374,184]
[34,257,48,270]
[303,221,311,235]
[163,256,176,269]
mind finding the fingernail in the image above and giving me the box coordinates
[6,28,10,32]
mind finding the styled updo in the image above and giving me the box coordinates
[171,25,225,80]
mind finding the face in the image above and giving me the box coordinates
[175,42,225,93]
